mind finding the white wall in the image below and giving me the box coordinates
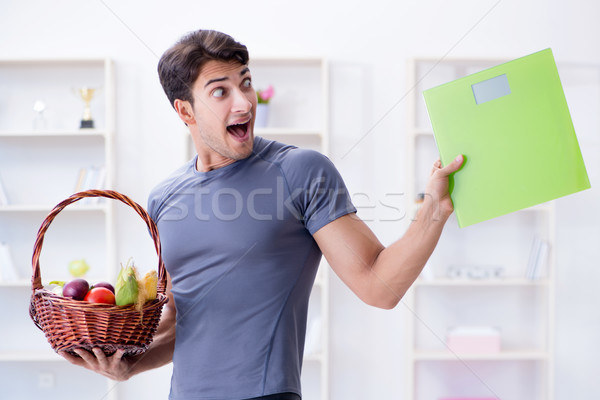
[1,0,598,399]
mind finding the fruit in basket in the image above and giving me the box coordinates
[51,285,64,296]
[47,281,65,296]
[68,259,90,277]
[93,281,115,294]
[135,270,158,310]
[115,261,139,306]
[62,278,90,300]
[139,270,158,302]
[84,287,116,304]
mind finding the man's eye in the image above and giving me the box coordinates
[212,88,225,98]
[242,78,252,88]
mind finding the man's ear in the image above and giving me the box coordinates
[174,99,196,126]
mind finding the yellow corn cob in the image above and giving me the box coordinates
[141,270,157,302]
[135,270,158,311]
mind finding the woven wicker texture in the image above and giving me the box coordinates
[29,190,168,356]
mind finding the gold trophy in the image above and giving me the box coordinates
[76,87,96,129]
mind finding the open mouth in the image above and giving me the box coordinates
[226,119,250,142]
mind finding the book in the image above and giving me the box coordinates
[533,241,550,280]
[526,237,550,280]
[74,167,87,192]
[75,166,107,205]
[526,237,542,279]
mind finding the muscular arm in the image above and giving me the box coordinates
[60,272,176,381]
[313,156,463,309]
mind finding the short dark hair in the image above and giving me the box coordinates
[157,30,249,108]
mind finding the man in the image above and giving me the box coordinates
[61,29,463,400]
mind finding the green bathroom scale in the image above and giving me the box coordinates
[423,48,590,227]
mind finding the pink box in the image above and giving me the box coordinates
[446,326,501,353]
[440,398,499,400]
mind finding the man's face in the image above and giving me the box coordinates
[186,60,257,169]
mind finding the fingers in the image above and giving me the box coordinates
[59,348,107,368]
[74,348,98,366]
[109,349,126,370]
[112,349,126,362]
[435,154,463,176]
[59,347,130,381]
[93,348,109,369]
[59,350,86,367]
[431,159,442,175]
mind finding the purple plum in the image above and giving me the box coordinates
[62,278,89,300]
[93,281,115,294]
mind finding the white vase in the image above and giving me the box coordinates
[255,103,269,128]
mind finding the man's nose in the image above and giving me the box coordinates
[231,88,253,114]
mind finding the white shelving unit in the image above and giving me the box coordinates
[404,57,555,400]
[0,58,117,400]
[183,57,330,400]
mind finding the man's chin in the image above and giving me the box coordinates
[232,136,254,159]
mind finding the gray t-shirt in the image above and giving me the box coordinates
[148,136,356,400]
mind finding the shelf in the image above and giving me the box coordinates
[0,351,65,362]
[414,350,548,361]
[250,57,325,66]
[520,203,555,213]
[0,129,109,138]
[410,129,434,137]
[0,58,109,66]
[303,352,325,362]
[410,56,510,66]
[0,279,31,289]
[0,280,31,288]
[256,128,322,137]
[0,203,108,213]
[415,278,550,287]
[409,202,553,215]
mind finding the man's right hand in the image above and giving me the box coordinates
[59,273,176,380]
[59,348,135,381]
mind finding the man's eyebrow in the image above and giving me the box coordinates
[204,76,228,88]
[204,67,251,88]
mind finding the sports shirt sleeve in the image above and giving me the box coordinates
[281,148,356,235]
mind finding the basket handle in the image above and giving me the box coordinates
[31,189,167,295]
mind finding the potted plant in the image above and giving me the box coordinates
[255,85,274,128]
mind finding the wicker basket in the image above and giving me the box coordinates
[29,190,169,356]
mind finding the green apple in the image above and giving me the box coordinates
[51,285,63,296]
[68,259,90,277]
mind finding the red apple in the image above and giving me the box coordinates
[84,287,116,305]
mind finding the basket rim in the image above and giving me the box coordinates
[29,287,169,356]
[32,287,169,310]
[30,189,167,295]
